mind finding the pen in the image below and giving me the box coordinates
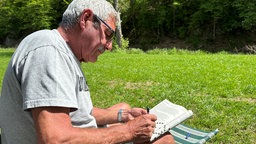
[146,106,150,114]
[185,133,190,139]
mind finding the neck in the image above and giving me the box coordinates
[57,27,70,42]
[57,26,82,61]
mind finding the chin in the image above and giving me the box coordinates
[88,57,98,63]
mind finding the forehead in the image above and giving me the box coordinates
[107,17,117,31]
[105,15,116,31]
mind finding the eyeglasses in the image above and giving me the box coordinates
[94,15,115,42]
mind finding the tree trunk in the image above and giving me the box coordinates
[114,0,122,48]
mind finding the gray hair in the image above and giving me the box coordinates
[60,0,118,30]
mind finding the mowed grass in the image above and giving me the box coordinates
[0,48,255,143]
[0,48,14,85]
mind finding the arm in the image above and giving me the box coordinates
[92,107,148,125]
[31,107,156,144]
[92,107,119,125]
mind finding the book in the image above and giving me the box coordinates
[149,99,193,141]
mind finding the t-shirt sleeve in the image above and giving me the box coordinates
[21,46,78,110]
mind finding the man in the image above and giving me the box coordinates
[0,0,175,143]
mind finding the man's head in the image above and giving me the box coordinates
[60,0,118,30]
[59,0,118,62]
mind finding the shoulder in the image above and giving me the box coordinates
[13,29,78,73]
[16,29,74,59]
[22,29,58,46]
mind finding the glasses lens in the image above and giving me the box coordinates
[107,31,114,42]
[94,15,115,42]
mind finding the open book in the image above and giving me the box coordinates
[149,99,193,141]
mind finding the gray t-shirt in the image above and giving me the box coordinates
[0,29,97,144]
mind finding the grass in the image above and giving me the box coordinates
[0,48,255,143]
[0,48,14,85]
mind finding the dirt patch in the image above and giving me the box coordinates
[107,80,159,90]
[226,97,256,104]
[124,81,159,90]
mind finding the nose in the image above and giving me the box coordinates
[105,41,113,51]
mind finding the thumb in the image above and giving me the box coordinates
[128,114,135,121]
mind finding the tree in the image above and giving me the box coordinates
[113,0,123,48]
[0,0,54,45]
[233,0,256,31]
[1,0,256,51]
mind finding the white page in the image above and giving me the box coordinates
[149,99,193,141]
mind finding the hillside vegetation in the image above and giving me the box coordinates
[1,0,256,53]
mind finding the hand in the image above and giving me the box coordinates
[122,108,147,122]
[126,114,157,144]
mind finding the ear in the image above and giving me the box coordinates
[79,9,94,29]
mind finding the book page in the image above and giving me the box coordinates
[149,99,193,141]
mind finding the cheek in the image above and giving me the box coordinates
[81,35,99,52]
[82,27,101,45]
[81,44,101,62]
[80,27,102,61]
[88,27,101,42]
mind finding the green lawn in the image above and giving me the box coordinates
[0,48,255,143]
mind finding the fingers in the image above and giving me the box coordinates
[129,108,147,117]
[149,114,157,122]
[132,108,147,115]
[122,108,147,122]
[127,114,157,143]
[122,108,157,123]
[122,109,135,122]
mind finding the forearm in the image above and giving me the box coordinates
[32,107,155,144]
[68,124,133,144]
[92,107,120,125]
[32,107,133,144]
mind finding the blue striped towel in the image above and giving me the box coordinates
[170,124,219,144]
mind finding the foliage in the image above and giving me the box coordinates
[126,48,144,54]
[121,0,256,51]
[0,0,53,40]
[122,0,175,41]
[1,0,256,52]
[112,37,130,50]
[232,0,256,31]
[0,0,71,43]
[146,48,207,55]
[50,0,72,28]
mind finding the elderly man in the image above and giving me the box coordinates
[0,0,175,143]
